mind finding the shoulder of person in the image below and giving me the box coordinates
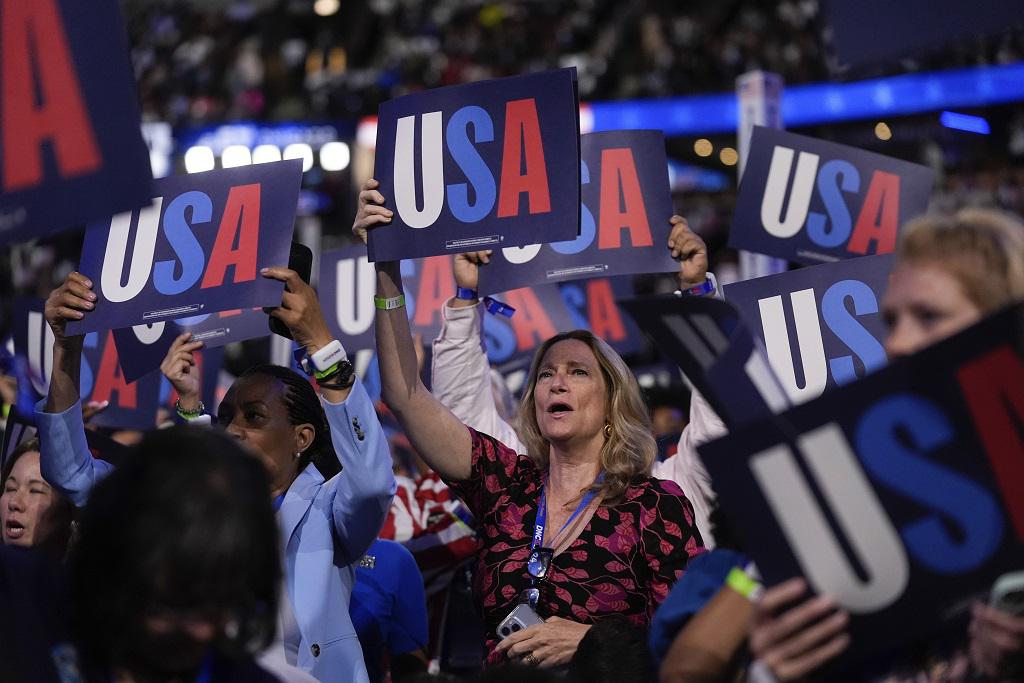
[623,475,688,504]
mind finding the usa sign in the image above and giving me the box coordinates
[730,127,934,265]
[722,254,894,405]
[621,294,790,429]
[13,298,161,429]
[0,0,152,244]
[699,302,1024,667]
[478,130,676,295]
[369,68,581,262]
[67,160,303,335]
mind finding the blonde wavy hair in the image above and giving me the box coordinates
[897,208,1024,314]
[514,329,657,505]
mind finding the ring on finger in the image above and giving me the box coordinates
[524,653,539,666]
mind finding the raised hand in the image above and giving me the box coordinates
[667,216,709,288]
[44,272,96,347]
[352,178,393,245]
[451,250,493,307]
[159,332,204,410]
[260,267,334,355]
[748,578,849,681]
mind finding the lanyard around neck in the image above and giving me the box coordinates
[532,473,604,552]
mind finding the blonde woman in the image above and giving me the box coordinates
[354,179,705,669]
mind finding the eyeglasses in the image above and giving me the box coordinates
[521,547,554,609]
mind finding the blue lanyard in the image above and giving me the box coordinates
[532,473,604,552]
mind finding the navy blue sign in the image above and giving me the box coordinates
[723,254,894,405]
[620,295,791,429]
[368,68,581,262]
[111,307,267,383]
[320,246,581,369]
[560,277,642,357]
[319,246,449,354]
[699,302,1024,669]
[0,0,152,244]
[478,130,676,295]
[730,127,934,266]
[12,298,161,429]
[67,160,303,335]
[825,0,1024,68]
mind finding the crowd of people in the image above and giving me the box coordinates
[122,0,1024,125]
[2,157,1023,682]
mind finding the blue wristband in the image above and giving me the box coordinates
[482,296,515,318]
[455,286,478,301]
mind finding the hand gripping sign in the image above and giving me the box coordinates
[729,127,934,266]
[12,298,161,430]
[0,0,152,244]
[369,68,581,262]
[722,254,895,405]
[479,130,677,296]
[699,302,1024,670]
[66,160,303,336]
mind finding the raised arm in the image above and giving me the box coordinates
[431,251,525,452]
[36,273,114,506]
[354,179,473,482]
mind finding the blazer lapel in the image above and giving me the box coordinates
[279,464,324,553]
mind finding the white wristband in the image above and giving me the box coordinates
[311,339,348,372]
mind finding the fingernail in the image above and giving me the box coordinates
[84,279,92,288]
[85,302,94,309]
[385,210,393,216]
[87,292,97,301]
[101,400,109,407]
[260,268,269,274]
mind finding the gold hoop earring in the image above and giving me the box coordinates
[603,423,612,439]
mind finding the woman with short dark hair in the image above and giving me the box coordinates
[1,437,73,561]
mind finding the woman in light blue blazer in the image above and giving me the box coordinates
[36,267,396,682]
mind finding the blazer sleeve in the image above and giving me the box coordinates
[430,300,526,453]
[322,377,397,565]
[34,398,114,508]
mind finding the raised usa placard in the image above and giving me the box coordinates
[620,295,790,429]
[112,307,268,383]
[369,68,581,262]
[67,160,303,335]
[13,298,161,429]
[0,0,152,244]
[559,277,643,357]
[698,302,1024,669]
[723,254,894,405]
[730,127,934,265]
[478,130,676,295]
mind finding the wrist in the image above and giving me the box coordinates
[176,393,202,411]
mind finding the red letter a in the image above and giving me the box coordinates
[598,149,653,249]
[201,184,261,288]
[506,288,557,351]
[90,332,137,408]
[1,0,102,191]
[497,99,551,218]
[412,256,455,328]
[958,346,1024,541]
[587,279,627,342]
[848,171,900,255]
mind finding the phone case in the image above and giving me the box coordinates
[497,604,544,640]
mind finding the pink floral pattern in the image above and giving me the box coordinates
[445,428,705,665]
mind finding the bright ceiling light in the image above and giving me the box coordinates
[221,145,252,168]
[183,146,215,174]
[319,141,351,171]
[314,0,340,17]
[252,144,282,164]
[283,143,314,172]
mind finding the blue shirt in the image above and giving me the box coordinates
[349,539,428,683]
